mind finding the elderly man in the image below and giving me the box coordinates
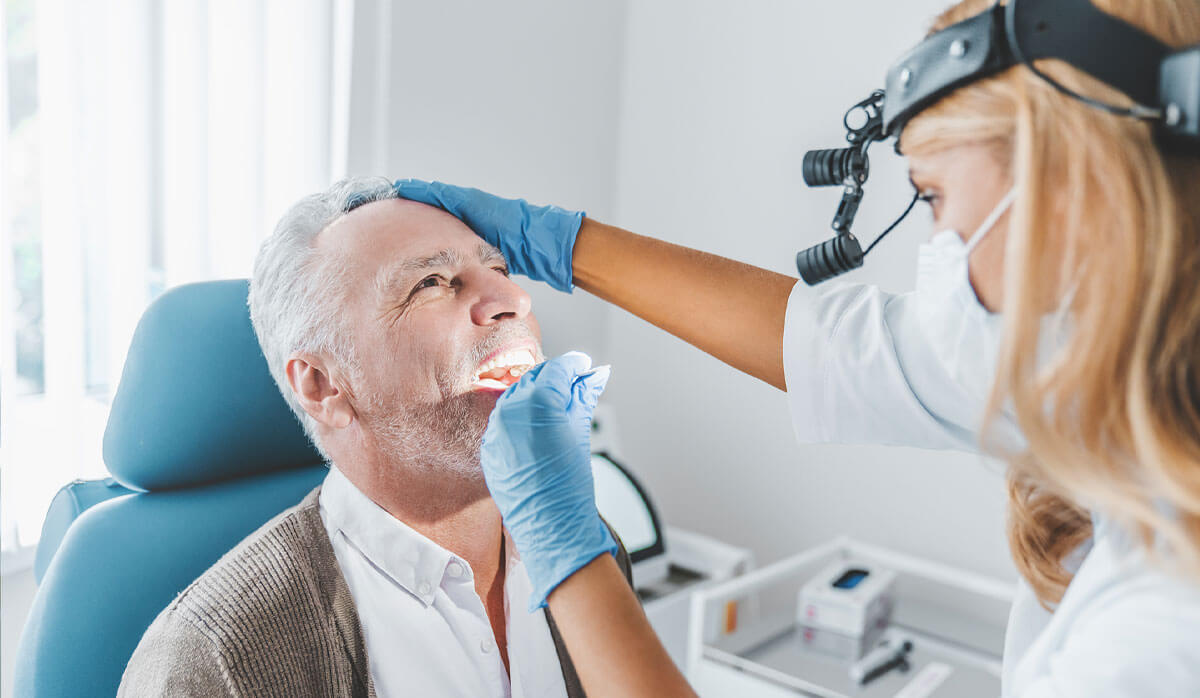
[118,177,629,697]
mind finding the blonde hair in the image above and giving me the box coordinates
[900,0,1200,607]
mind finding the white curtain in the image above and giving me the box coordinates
[0,0,353,565]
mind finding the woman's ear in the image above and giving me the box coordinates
[286,354,355,429]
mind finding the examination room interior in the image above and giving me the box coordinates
[0,0,1016,695]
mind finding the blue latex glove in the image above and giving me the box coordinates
[481,351,616,611]
[394,179,584,293]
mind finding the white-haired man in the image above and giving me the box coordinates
[118,177,630,697]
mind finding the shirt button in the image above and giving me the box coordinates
[417,581,432,596]
[446,561,464,578]
[480,637,494,654]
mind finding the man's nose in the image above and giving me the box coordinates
[468,269,532,325]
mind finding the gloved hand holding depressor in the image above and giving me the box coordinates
[394,179,584,293]
[480,351,617,611]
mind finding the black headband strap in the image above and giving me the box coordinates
[1006,0,1167,112]
[882,0,1170,135]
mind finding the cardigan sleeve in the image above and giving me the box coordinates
[118,608,239,697]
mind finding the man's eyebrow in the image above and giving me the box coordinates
[375,247,467,297]
[374,243,507,298]
[478,242,505,266]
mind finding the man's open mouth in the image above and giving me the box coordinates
[470,346,538,392]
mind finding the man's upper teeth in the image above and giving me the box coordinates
[476,349,536,377]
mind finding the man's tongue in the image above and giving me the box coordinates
[471,365,525,392]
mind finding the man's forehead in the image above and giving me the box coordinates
[321,197,499,268]
[327,198,464,245]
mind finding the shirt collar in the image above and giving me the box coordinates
[320,465,456,607]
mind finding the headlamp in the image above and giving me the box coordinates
[796,0,1200,285]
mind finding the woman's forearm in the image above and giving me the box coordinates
[547,554,697,698]
[571,219,796,391]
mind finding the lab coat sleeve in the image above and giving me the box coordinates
[782,280,983,452]
[1017,584,1200,698]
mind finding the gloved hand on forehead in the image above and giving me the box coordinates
[394,179,583,293]
[480,351,616,611]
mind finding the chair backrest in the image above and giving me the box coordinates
[14,279,326,698]
[32,478,135,584]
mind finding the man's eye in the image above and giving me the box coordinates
[416,275,444,291]
[493,266,510,277]
[917,189,939,206]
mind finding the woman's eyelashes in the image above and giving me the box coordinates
[916,189,943,221]
[909,175,940,214]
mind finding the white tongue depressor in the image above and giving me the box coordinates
[574,364,611,380]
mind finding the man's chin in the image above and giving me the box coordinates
[452,388,504,430]
[462,384,510,411]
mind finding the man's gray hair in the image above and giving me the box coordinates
[248,176,399,458]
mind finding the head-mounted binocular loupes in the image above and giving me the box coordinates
[796,0,1200,285]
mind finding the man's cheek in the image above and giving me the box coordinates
[526,314,542,346]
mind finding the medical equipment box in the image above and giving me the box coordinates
[796,561,895,638]
[795,622,884,662]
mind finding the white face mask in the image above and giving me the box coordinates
[914,188,1017,404]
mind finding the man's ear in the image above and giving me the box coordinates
[286,354,355,429]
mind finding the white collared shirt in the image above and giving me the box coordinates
[318,466,570,698]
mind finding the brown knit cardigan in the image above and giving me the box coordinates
[117,487,632,697]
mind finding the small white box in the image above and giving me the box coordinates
[797,561,895,638]
[795,623,886,662]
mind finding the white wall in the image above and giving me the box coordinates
[603,0,1017,580]
[345,0,629,361]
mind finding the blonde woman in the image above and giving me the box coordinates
[396,0,1200,694]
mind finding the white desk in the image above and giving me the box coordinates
[687,538,1014,698]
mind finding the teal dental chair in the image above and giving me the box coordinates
[14,279,327,697]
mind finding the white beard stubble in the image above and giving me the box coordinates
[354,322,542,481]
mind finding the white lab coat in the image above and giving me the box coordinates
[782,281,1200,698]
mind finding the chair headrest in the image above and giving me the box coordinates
[104,280,323,491]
